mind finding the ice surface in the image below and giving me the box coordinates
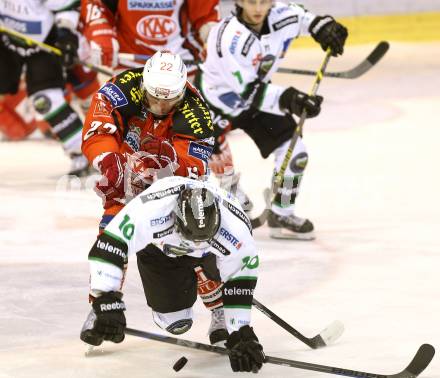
[1,42,439,377]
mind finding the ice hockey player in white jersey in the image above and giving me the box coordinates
[197,1,348,239]
[80,176,266,373]
[0,0,89,175]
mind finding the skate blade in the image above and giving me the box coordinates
[269,228,315,241]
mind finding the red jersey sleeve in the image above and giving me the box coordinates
[186,0,219,32]
[80,0,116,35]
[81,92,123,163]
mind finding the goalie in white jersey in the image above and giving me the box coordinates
[197,1,348,239]
[80,176,266,373]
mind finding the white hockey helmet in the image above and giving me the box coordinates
[142,51,187,100]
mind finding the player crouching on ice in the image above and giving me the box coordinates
[80,176,266,373]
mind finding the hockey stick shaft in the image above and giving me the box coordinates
[275,48,331,185]
[118,42,389,80]
[125,327,434,377]
[0,25,113,76]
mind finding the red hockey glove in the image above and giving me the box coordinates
[95,152,127,209]
[85,23,119,68]
[140,135,178,169]
[127,136,178,194]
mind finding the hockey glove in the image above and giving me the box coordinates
[95,152,128,209]
[140,135,178,170]
[309,16,348,57]
[80,292,126,346]
[128,136,178,194]
[279,87,323,118]
[225,325,266,373]
[85,22,119,68]
[55,27,79,68]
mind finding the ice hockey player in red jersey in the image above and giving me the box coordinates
[80,0,219,75]
[82,50,230,345]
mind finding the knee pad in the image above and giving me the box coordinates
[152,308,193,335]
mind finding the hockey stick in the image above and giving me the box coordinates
[277,41,390,79]
[250,49,332,229]
[0,25,113,76]
[125,327,435,377]
[252,298,344,349]
[118,41,389,80]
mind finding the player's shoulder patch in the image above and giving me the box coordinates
[241,33,257,57]
[140,184,185,203]
[216,15,235,57]
[172,91,214,139]
[272,15,299,31]
[222,199,252,234]
[98,82,128,108]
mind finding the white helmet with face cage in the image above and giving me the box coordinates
[142,51,187,100]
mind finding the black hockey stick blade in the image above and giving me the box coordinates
[125,328,434,378]
[252,298,344,349]
[389,344,435,378]
[277,41,390,79]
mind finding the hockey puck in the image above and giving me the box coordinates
[173,356,188,372]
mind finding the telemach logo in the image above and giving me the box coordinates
[97,240,127,259]
[224,287,255,296]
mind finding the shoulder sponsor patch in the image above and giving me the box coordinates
[209,239,231,256]
[98,83,128,108]
[141,184,185,203]
[188,142,213,162]
[153,225,174,239]
[241,34,256,57]
[272,15,298,31]
[216,17,232,57]
[223,200,252,234]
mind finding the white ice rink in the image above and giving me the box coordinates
[1,42,439,377]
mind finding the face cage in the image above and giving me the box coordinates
[140,82,186,115]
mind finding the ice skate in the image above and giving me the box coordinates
[268,210,315,240]
[208,307,229,346]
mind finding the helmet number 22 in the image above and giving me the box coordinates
[160,62,173,71]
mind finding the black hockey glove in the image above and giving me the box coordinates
[55,27,79,68]
[309,15,348,57]
[80,292,126,346]
[279,87,323,118]
[225,325,265,373]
